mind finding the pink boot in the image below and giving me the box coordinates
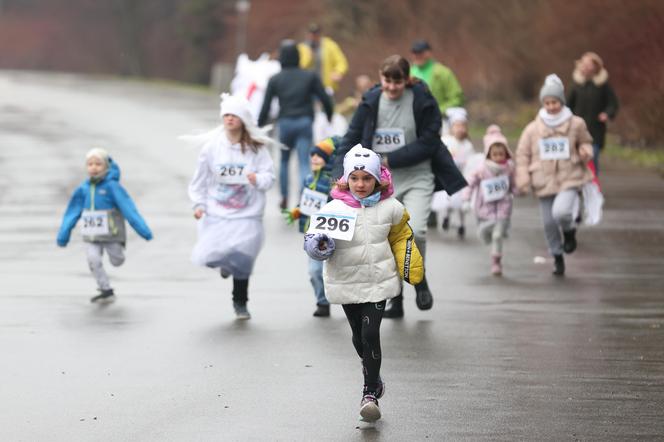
[491,255,502,276]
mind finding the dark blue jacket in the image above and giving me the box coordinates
[56,159,153,246]
[334,82,467,194]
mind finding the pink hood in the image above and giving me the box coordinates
[330,166,394,208]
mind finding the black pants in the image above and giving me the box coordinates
[232,278,248,304]
[342,300,386,394]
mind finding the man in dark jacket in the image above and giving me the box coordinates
[259,40,334,209]
[567,52,619,174]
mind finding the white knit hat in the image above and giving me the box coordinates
[85,147,110,166]
[343,144,381,183]
[446,107,468,124]
[539,74,566,104]
[219,93,273,145]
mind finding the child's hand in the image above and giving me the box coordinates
[304,233,336,261]
[247,173,257,185]
[194,208,205,219]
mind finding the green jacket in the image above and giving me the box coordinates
[411,59,464,115]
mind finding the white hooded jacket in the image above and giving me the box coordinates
[188,131,275,219]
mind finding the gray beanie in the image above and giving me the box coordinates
[539,74,565,104]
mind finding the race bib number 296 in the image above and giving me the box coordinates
[306,211,357,241]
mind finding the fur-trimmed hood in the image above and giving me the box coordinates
[573,54,609,86]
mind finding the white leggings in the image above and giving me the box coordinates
[86,242,125,291]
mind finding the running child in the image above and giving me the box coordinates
[515,74,594,276]
[56,148,153,303]
[434,107,476,237]
[463,125,515,275]
[187,93,275,319]
[304,144,423,422]
[283,136,338,317]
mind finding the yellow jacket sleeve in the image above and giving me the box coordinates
[388,210,424,285]
[297,43,313,70]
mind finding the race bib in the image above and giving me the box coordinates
[481,175,510,202]
[539,137,570,160]
[215,163,249,184]
[81,210,110,236]
[299,188,328,216]
[373,128,405,153]
[307,209,357,241]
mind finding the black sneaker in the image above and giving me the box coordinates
[383,295,404,318]
[441,217,450,231]
[426,212,437,228]
[91,289,115,304]
[563,229,577,254]
[552,254,565,276]
[313,304,330,317]
[458,225,465,238]
[359,394,381,422]
[415,279,433,310]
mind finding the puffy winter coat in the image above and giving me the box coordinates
[311,167,423,304]
[515,116,593,197]
[464,162,515,221]
[56,160,152,246]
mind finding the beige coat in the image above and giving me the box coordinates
[515,116,593,197]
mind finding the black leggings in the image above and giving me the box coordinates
[342,300,386,394]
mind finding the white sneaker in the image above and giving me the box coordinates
[233,302,251,320]
[359,394,381,422]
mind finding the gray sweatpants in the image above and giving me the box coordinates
[538,189,579,256]
[478,219,509,256]
[86,242,125,291]
[391,163,435,252]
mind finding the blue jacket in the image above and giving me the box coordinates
[56,159,153,246]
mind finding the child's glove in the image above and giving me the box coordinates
[281,207,301,225]
[303,233,336,261]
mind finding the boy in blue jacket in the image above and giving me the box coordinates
[283,137,337,317]
[57,148,153,303]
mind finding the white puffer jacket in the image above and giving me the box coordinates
[322,198,404,304]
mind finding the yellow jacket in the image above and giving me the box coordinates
[388,210,424,285]
[298,37,348,92]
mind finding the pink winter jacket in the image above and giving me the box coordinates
[464,160,515,221]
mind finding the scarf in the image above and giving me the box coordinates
[352,191,381,207]
[538,106,573,128]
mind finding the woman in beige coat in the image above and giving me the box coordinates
[515,74,594,276]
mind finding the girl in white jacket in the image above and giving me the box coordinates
[187,94,275,320]
[304,144,423,422]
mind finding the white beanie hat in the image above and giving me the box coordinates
[219,93,273,145]
[446,107,468,124]
[86,147,110,166]
[539,74,566,104]
[343,144,382,183]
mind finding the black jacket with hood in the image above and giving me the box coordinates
[333,82,467,194]
[258,42,333,127]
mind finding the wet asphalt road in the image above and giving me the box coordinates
[1,71,663,441]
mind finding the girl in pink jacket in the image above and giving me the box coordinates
[463,125,515,275]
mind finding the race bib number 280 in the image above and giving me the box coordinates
[306,210,357,241]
